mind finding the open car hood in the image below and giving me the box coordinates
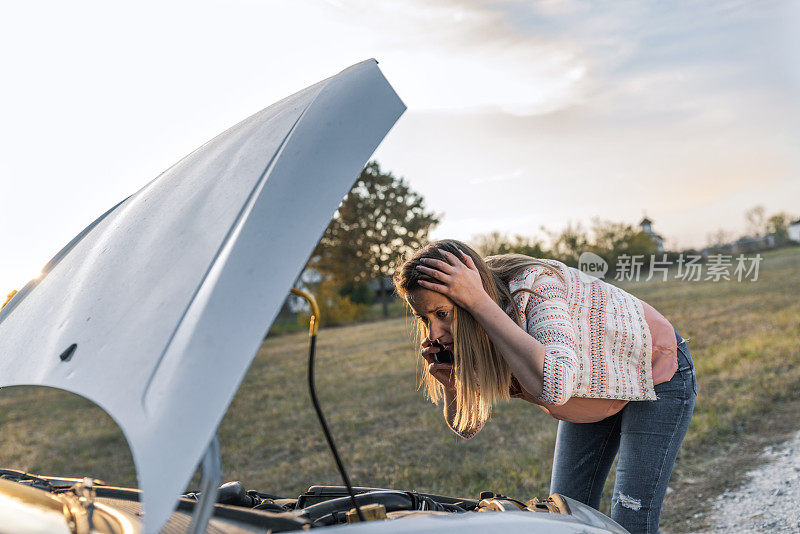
[0,59,405,533]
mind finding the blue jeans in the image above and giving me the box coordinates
[549,328,697,533]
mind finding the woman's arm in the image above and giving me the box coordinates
[466,296,547,398]
[511,270,581,406]
[417,251,581,405]
[416,251,547,397]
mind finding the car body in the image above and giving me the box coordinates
[0,60,629,534]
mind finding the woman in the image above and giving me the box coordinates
[393,239,696,534]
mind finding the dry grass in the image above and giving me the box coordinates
[1,245,797,532]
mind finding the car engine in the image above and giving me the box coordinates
[1,470,628,533]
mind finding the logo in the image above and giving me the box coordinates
[578,252,608,280]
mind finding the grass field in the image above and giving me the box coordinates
[1,245,798,532]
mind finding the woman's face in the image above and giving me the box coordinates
[407,288,455,347]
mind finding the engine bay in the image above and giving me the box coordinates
[188,482,572,528]
[2,469,591,533]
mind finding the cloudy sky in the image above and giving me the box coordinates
[1,0,798,292]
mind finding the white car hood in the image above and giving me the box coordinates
[0,59,405,533]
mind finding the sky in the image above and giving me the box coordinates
[1,0,798,293]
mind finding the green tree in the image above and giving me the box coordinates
[312,161,440,317]
[766,212,794,242]
[471,230,511,256]
[338,280,374,305]
[543,221,590,267]
[473,218,658,277]
[505,234,548,258]
[471,231,548,258]
[587,218,659,274]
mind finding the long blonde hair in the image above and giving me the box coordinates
[392,239,568,433]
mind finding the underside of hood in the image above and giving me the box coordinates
[0,59,405,533]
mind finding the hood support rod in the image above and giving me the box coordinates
[187,435,222,534]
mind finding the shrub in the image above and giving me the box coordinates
[297,279,369,327]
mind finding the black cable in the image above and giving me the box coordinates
[306,334,365,522]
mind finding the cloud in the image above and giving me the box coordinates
[309,0,797,122]
[305,0,593,115]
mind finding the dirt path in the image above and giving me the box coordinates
[698,429,800,533]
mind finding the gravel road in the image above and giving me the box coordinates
[699,428,800,533]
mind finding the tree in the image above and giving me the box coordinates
[471,231,511,256]
[706,228,732,249]
[745,205,767,237]
[312,161,440,316]
[766,212,794,243]
[473,219,658,278]
[504,234,548,258]
[586,218,657,274]
[543,221,590,267]
[471,231,548,258]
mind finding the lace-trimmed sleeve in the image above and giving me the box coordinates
[512,266,581,406]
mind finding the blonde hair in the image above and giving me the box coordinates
[392,239,568,433]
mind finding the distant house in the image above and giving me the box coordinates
[281,267,324,314]
[367,276,394,296]
[702,232,780,257]
[734,235,775,253]
[789,219,800,243]
[639,217,665,253]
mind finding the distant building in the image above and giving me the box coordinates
[367,276,394,296]
[639,216,665,253]
[789,219,800,243]
[702,233,779,257]
[734,235,775,253]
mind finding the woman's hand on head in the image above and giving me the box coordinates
[415,250,489,312]
[421,337,456,391]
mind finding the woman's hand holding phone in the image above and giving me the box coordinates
[421,337,456,391]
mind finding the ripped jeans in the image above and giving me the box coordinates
[549,328,697,534]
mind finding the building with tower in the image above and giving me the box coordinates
[639,216,665,253]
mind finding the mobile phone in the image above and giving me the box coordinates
[430,341,454,365]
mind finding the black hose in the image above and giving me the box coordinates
[297,485,479,510]
[307,334,365,522]
[298,490,449,525]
